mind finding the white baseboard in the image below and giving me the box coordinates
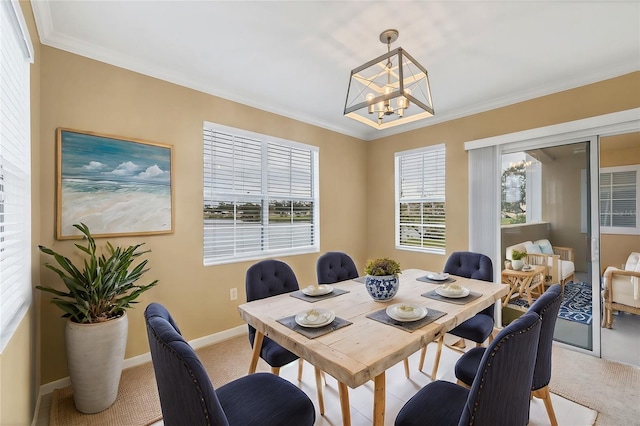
[38,325,248,396]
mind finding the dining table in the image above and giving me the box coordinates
[237,268,509,426]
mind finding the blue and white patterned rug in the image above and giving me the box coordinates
[509,281,593,325]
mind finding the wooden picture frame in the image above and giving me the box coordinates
[56,128,174,239]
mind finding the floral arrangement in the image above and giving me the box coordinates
[364,258,401,276]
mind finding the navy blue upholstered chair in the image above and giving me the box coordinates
[316,251,359,284]
[419,251,495,379]
[145,303,316,426]
[455,284,563,425]
[396,311,542,426]
[246,259,325,414]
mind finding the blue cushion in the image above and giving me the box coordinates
[218,373,316,426]
[395,380,468,426]
[448,312,494,342]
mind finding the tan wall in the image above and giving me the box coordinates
[0,1,41,424]
[366,73,640,275]
[599,132,640,271]
[37,47,368,383]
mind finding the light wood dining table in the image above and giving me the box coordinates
[238,268,509,426]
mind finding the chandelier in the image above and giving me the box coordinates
[344,29,434,130]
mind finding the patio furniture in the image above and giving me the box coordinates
[602,252,640,328]
[506,239,575,289]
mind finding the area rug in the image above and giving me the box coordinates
[559,281,592,325]
[509,281,593,325]
[549,345,640,425]
[49,335,269,426]
[49,361,162,426]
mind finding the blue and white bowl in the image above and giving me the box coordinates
[365,274,399,301]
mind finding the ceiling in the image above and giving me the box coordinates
[30,1,640,141]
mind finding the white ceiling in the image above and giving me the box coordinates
[31,1,640,141]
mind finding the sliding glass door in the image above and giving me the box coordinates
[499,139,600,353]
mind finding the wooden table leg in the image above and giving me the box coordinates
[248,332,264,374]
[373,372,386,426]
[338,381,351,426]
[314,367,325,415]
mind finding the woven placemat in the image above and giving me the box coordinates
[366,307,446,332]
[290,287,350,302]
[416,275,457,284]
[421,289,483,305]
[277,315,352,339]
[352,276,366,283]
[49,361,161,426]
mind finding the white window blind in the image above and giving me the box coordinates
[395,144,446,254]
[203,123,319,265]
[600,165,639,235]
[0,0,33,353]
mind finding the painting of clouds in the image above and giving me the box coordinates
[57,129,173,239]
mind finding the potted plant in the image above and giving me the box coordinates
[511,249,527,271]
[37,223,158,413]
[363,258,402,301]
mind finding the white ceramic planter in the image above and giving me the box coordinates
[511,259,525,271]
[65,312,128,413]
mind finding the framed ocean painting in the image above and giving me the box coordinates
[56,128,174,239]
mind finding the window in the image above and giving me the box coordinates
[395,144,445,254]
[203,123,319,265]
[600,165,639,235]
[0,0,33,353]
[500,152,541,225]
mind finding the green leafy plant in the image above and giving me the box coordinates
[511,249,527,261]
[364,258,402,276]
[36,223,158,324]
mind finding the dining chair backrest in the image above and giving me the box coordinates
[527,284,563,391]
[459,311,542,426]
[444,251,494,317]
[316,251,359,284]
[246,259,300,301]
[245,259,300,350]
[444,251,493,282]
[145,303,229,426]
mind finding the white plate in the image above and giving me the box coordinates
[295,308,335,328]
[301,285,333,296]
[435,286,470,298]
[427,272,450,281]
[386,304,428,322]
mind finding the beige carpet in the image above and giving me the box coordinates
[49,335,632,426]
[549,345,640,426]
[49,335,268,426]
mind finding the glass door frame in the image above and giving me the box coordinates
[465,108,640,358]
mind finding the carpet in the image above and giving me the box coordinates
[49,362,161,426]
[549,345,640,426]
[558,281,593,325]
[509,281,593,325]
[48,335,609,426]
[49,335,269,426]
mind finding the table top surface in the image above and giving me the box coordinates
[502,265,546,277]
[238,268,509,388]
